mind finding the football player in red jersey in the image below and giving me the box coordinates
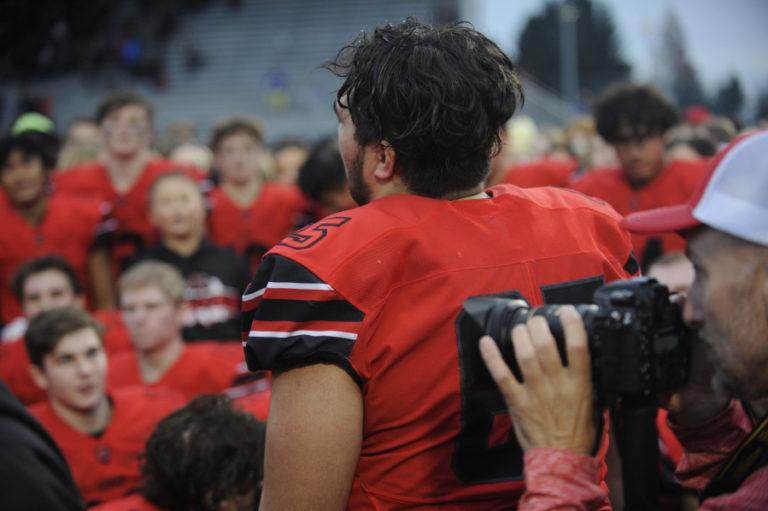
[54,91,206,277]
[109,260,253,400]
[207,117,310,272]
[569,83,708,269]
[0,255,133,405]
[0,131,115,324]
[25,307,182,507]
[242,19,638,510]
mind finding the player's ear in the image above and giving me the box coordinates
[372,141,396,181]
[29,364,49,391]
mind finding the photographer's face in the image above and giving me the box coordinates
[685,228,768,400]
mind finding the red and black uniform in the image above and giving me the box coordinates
[53,159,206,276]
[135,240,251,341]
[90,494,163,511]
[502,157,579,188]
[108,341,249,401]
[207,183,309,272]
[28,387,182,508]
[0,309,133,405]
[242,184,638,509]
[569,159,707,265]
[0,194,112,324]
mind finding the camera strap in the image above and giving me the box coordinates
[701,409,768,500]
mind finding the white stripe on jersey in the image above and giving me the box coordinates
[267,282,335,291]
[242,287,266,302]
[249,329,357,341]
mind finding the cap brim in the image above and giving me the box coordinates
[621,203,702,234]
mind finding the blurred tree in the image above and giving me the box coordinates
[658,9,707,109]
[516,0,631,101]
[712,75,745,118]
[757,90,768,124]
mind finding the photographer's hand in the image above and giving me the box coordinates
[479,306,596,454]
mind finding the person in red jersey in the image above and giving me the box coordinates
[501,156,580,188]
[0,256,133,405]
[0,131,115,325]
[53,91,206,277]
[569,83,708,270]
[25,307,182,507]
[241,18,638,510]
[109,261,253,400]
[480,130,768,510]
[207,117,310,272]
[91,394,266,511]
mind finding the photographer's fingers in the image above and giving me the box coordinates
[511,322,546,386]
[478,335,523,404]
[525,316,564,376]
[560,306,591,379]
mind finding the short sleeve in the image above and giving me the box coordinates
[241,254,365,385]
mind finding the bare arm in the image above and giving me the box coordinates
[260,363,363,511]
[87,246,116,310]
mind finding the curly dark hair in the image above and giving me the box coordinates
[0,130,58,172]
[594,83,680,143]
[141,394,266,511]
[325,18,523,198]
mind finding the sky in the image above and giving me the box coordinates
[461,0,768,112]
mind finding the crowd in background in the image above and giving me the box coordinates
[0,49,765,509]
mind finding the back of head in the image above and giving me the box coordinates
[298,137,346,201]
[326,18,523,198]
[120,260,186,305]
[25,307,102,368]
[594,82,679,143]
[141,394,266,511]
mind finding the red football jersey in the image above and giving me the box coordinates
[501,157,579,188]
[108,341,248,401]
[0,309,133,405]
[89,494,163,511]
[28,387,182,507]
[53,159,206,275]
[242,184,638,509]
[207,183,308,272]
[569,159,707,264]
[0,194,112,323]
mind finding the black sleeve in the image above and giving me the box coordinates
[0,381,84,511]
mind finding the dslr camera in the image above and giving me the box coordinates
[457,277,691,404]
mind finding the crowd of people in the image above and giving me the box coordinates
[1,15,767,511]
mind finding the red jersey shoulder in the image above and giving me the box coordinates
[568,167,625,194]
[110,386,183,424]
[90,493,164,511]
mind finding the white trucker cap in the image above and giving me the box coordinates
[622,129,768,247]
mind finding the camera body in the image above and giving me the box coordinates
[458,277,691,403]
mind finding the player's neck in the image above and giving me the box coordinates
[14,195,48,225]
[137,338,185,384]
[52,395,112,436]
[105,150,151,194]
[445,183,490,201]
[162,230,204,257]
[222,177,263,207]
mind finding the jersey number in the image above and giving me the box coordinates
[278,216,351,250]
[451,275,604,484]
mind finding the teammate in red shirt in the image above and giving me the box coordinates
[24,307,181,507]
[501,156,579,188]
[109,261,253,400]
[207,117,310,272]
[0,256,132,405]
[568,83,707,268]
[242,20,637,510]
[53,91,205,276]
[90,395,266,511]
[0,131,115,325]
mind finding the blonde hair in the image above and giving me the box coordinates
[119,261,186,305]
